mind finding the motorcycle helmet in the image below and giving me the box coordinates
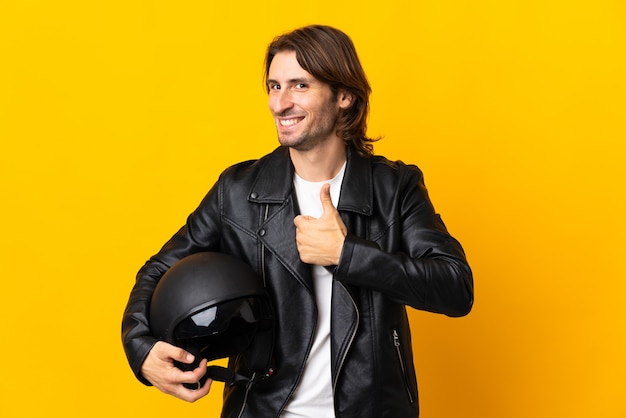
[150,252,274,388]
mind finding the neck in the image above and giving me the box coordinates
[289,139,347,182]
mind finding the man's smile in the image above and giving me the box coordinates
[278,117,305,127]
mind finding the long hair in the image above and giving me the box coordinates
[264,25,379,157]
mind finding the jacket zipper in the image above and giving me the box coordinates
[332,281,360,394]
[237,205,269,418]
[393,329,415,404]
[236,372,257,418]
[261,204,269,287]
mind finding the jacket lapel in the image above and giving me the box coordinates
[337,146,373,218]
[248,147,314,293]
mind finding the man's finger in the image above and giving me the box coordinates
[319,183,336,214]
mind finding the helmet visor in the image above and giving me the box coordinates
[172,296,271,361]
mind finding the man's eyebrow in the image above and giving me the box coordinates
[267,77,314,85]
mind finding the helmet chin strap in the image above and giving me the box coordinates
[202,309,276,387]
[206,365,251,385]
[185,323,275,388]
[177,357,251,389]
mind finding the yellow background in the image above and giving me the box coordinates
[1,0,624,417]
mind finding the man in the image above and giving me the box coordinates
[122,25,473,417]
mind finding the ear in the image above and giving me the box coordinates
[337,89,354,110]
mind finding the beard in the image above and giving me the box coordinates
[276,108,340,151]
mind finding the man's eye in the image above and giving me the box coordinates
[295,83,307,89]
[269,84,280,90]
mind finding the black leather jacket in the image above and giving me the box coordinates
[122,146,473,417]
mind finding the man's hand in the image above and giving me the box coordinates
[140,341,211,402]
[294,183,347,266]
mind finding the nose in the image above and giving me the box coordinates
[269,89,293,116]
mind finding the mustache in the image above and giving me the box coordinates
[274,111,303,118]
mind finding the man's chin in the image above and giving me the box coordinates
[277,135,303,149]
[277,133,324,152]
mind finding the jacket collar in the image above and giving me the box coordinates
[249,145,373,216]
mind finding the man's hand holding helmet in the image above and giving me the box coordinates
[140,341,211,402]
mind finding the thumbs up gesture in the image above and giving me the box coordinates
[294,183,347,266]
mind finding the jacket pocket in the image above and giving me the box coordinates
[392,328,415,405]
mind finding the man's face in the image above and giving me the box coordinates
[267,51,347,151]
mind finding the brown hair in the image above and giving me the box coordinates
[264,25,379,156]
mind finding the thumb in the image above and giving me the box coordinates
[319,183,336,214]
[152,341,195,365]
[169,344,195,365]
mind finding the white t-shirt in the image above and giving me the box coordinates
[281,163,346,418]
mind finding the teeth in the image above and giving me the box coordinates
[280,118,302,127]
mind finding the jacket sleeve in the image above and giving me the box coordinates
[334,164,474,317]
[121,180,223,384]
